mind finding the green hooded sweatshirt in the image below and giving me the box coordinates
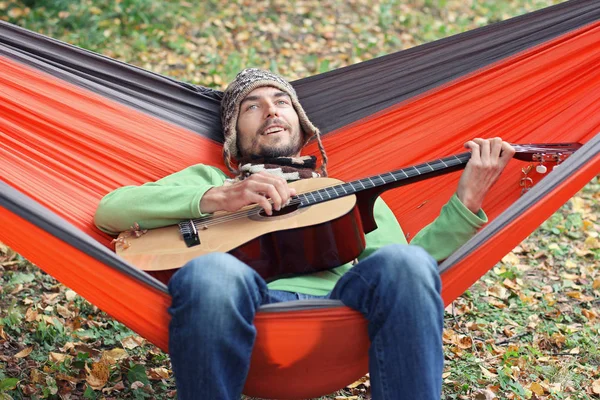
[95,164,487,296]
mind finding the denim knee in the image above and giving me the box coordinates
[168,253,266,307]
[368,244,440,294]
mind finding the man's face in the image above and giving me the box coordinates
[236,86,303,159]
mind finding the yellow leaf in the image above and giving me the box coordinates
[14,347,33,358]
[49,352,70,363]
[592,379,600,395]
[566,291,582,299]
[120,335,145,350]
[488,298,506,309]
[8,8,23,18]
[458,335,473,349]
[101,348,128,365]
[65,290,77,301]
[593,279,600,290]
[148,367,170,380]
[503,279,519,291]
[570,196,586,213]
[501,252,520,266]
[55,304,73,319]
[25,307,38,322]
[565,260,577,269]
[530,382,545,395]
[479,365,497,379]
[584,236,599,249]
[582,309,597,320]
[562,273,580,281]
[86,361,110,390]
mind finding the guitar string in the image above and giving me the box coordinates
[186,154,472,229]
[183,146,574,231]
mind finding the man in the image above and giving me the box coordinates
[95,68,515,400]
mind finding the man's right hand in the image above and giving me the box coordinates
[200,171,296,215]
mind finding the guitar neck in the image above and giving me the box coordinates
[296,152,472,207]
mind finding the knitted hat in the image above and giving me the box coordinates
[220,68,327,175]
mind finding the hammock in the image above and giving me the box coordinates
[1,1,599,398]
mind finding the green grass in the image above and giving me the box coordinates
[3,0,598,399]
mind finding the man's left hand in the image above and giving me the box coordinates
[456,137,515,214]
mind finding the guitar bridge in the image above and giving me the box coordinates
[179,220,200,247]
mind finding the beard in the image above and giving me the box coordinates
[239,118,304,158]
[256,135,303,158]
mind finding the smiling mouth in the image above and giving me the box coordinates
[263,126,286,135]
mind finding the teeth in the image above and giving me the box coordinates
[265,127,284,134]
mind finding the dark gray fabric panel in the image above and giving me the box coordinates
[295,0,600,133]
[439,134,600,274]
[0,182,169,294]
[1,0,599,139]
[0,21,224,142]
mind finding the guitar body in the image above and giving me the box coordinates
[116,177,367,284]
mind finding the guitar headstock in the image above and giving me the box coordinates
[512,142,583,162]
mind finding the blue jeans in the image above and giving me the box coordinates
[168,244,443,400]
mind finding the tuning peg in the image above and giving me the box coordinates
[536,164,547,174]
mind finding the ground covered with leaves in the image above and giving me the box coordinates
[1,0,598,399]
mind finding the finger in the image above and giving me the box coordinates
[500,141,516,165]
[490,137,503,161]
[250,192,273,215]
[464,140,481,164]
[269,176,291,208]
[254,171,290,211]
[476,138,491,166]
[251,181,283,211]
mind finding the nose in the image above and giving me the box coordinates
[266,101,279,118]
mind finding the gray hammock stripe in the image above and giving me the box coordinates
[1,0,599,140]
[0,22,223,141]
[0,183,168,294]
[439,134,600,273]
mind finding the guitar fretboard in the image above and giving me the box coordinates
[296,152,472,207]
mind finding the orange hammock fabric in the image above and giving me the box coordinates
[1,18,600,400]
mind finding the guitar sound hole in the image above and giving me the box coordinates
[258,203,300,218]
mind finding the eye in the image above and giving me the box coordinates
[246,104,258,111]
[277,99,289,105]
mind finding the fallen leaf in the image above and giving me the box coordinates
[530,381,545,395]
[131,381,145,390]
[65,290,77,301]
[14,347,33,358]
[501,252,520,266]
[25,307,38,322]
[480,366,498,379]
[458,335,473,349]
[503,278,519,291]
[592,379,600,395]
[593,278,600,290]
[148,367,170,380]
[55,304,73,319]
[102,381,126,394]
[474,388,497,400]
[101,348,128,365]
[121,335,145,350]
[488,298,507,309]
[86,361,110,390]
[49,352,71,363]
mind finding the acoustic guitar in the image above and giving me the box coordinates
[115,143,581,284]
